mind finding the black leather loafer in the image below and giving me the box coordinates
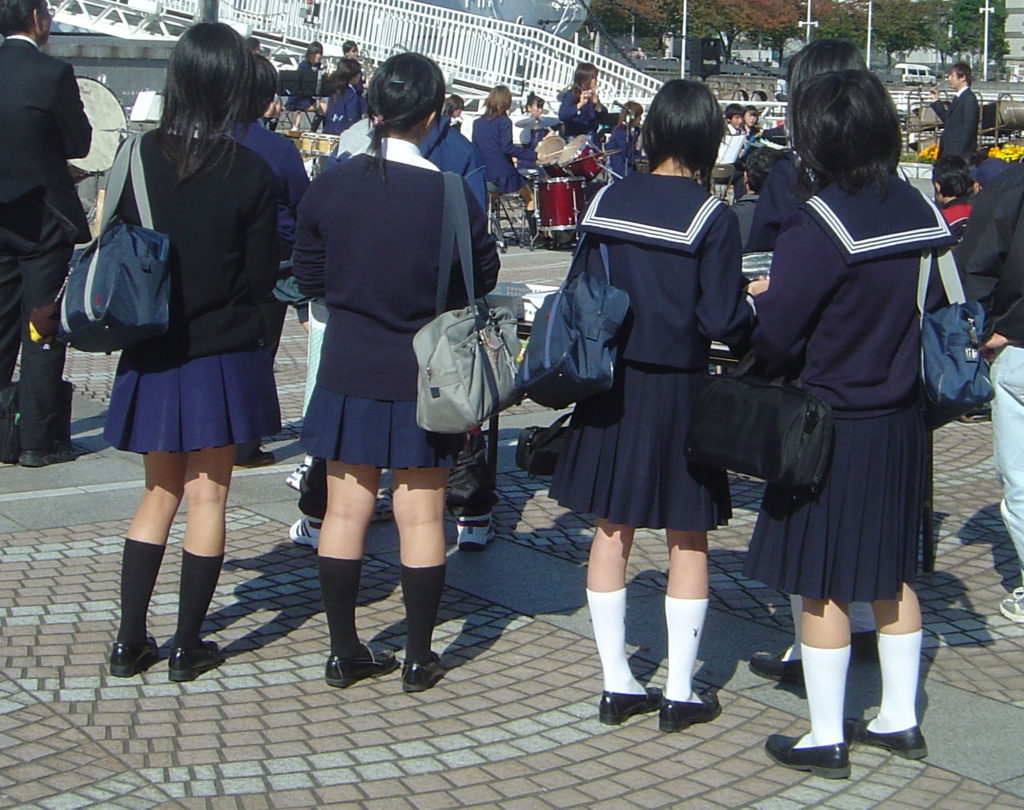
[19,443,75,468]
[598,687,662,725]
[168,641,224,682]
[659,689,722,732]
[109,637,159,678]
[401,652,445,693]
[765,733,850,779]
[844,719,927,760]
[749,650,804,684]
[325,648,398,688]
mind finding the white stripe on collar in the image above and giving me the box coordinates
[805,194,949,255]
[580,185,723,246]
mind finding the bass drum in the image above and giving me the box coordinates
[535,135,567,178]
[537,176,586,232]
[70,77,127,174]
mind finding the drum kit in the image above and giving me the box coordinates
[293,131,341,175]
[532,134,619,237]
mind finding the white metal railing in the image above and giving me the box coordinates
[57,0,664,106]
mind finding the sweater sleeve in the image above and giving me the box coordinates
[243,163,280,302]
[695,208,753,354]
[293,178,327,297]
[752,213,842,376]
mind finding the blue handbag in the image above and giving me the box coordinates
[60,136,170,353]
[515,236,630,409]
[918,248,993,427]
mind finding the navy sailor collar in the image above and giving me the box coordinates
[578,174,725,255]
[801,176,955,264]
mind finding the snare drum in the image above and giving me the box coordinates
[560,135,606,181]
[298,132,340,156]
[537,176,586,232]
[536,135,567,178]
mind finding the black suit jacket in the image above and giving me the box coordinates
[0,38,91,242]
[931,88,979,157]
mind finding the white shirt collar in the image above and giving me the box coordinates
[6,35,39,48]
[955,85,968,97]
[383,137,438,171]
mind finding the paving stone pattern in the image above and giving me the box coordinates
[1,248,1022,808]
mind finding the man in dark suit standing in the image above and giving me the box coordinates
[0,0,91,466]
[930,62,979,157]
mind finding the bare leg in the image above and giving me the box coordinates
[127,451,187,545]
[319,462,380,560]
[588,519,635,592]
[180,445,235,557]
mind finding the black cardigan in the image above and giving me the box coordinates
[293,155,500,401]
[118,132,279,362]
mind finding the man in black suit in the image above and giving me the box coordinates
[0,0,91,466]
[930,62,979,157]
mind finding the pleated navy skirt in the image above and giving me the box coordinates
[104,347,281,454]
[301,385,461,469]
[744,404,926,603]
[549,362,731,531]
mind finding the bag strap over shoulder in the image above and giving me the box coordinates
[435,172,476,316]
[917,248,966,322]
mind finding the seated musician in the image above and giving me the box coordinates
[321,58,366,136]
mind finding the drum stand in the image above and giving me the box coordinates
[486,186,533,253]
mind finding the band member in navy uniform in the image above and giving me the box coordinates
[745,70,954,778]
[472,85,537,233]
[0,0,91,467]
[746,40,865,254]
[285,41,324,130]
[549,80,753,732]
[514,93,554,173]
[558,62,604,141]
[606,102,643,179]
[322,58,366,135]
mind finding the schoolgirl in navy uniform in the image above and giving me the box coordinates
[549,80,753,731]
[605,101,643,179]
[105,23,281,682]
[293,53,500,693]
[322,58,366,135]
[558,62,604,141]
[471,85,537,228]
[745,71,954,778]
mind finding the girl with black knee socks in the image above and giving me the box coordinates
[106,23,281,681]
[292,53,500,692]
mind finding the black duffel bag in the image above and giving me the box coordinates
[684,357,833,490]
[515,413,571,477]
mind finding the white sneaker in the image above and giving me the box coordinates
[456,514,493,551]
[290,516,321,549]
[1000,587,1024,623]
[286,455,313,491]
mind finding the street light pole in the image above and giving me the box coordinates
[866,0,874,69]
[681,0,689,79]
[198,0,217,22]
[980,2,995,82]
[799,0,817,44]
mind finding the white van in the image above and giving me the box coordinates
[895,63,935,85]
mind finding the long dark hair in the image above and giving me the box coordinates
[367,52,445,163]
[158,23,255,183]
[327,57,361,97]
[642,80,722,188]
[570,62,598,97]
[790,70,900,197]
[787,39,865,97]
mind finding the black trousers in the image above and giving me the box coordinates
[0,206,74,450]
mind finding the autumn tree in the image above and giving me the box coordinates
[815,0,868,44]
[742,0,803,60]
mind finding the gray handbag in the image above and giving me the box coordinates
[413,173,520,433]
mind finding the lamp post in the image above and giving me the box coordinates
[681,0,689,78]
[866,0,874,69]
[198,0,217,22]
[799,0,818,43]
[980,1,995,81]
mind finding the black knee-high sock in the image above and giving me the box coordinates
[117,538,166,646]
[318,556,363,658]
[401,564,446,664]
[172,550,224,652]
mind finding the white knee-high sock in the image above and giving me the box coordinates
[849,601,877,634]
[782,594,803,662]
[795,644,850,748]
[587,588,645,695]
[868,630,922,734]
[664,596,709,703]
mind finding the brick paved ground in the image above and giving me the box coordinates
[1,246,1023,809]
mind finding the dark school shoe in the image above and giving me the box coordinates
[324,648,399,688]
[844,718,928,760]
[109,637,159,678]
[765,733,850,779]
[401,652,445,693]
[598,687,662,725]
[168,640,224,682]
[659,689,722,732]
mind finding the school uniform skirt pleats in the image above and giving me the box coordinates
[744,404,926,603]
[549,361,731,531]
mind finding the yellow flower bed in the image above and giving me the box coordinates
[988,144,1024,162]
[918,143,939,162]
